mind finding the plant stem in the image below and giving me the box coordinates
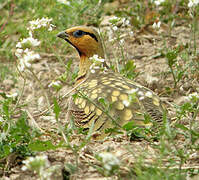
[169,66,177,88]
[29,69,51,113]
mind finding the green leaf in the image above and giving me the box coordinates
[65,163,78,174]
[86,119,95,140]
[175,124,189,131]
[121,60,137,79]
[166,50,177,67]
[29,140,58,151]
[2,100,10,119]
[144,113,151,124]
[53,97,61,120]
[123,121,135,131]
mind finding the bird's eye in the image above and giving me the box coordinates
[73,30,85,38]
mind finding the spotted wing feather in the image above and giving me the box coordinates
[70,70,165,138]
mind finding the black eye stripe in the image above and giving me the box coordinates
[85,32,98,42]
[73,30,98,42]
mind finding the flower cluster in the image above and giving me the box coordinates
[16,33,40,48]
[109,16,130,28]
[89,54,105,73]
[107,16,133,42]
[22,155,52,179]
[16,48,41,72]
[98,152,120,175]
[152,21,161,29]
[90,54,105,63]
[15,17,55,72]
[28,17,55,32]
[188,0,199,8]
[186,92,199,103]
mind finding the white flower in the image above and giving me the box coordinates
[48,81,61,90]
[89,54,105,63]
[28,17,53,31]
[138,91,144,96]
[90,69,95,73]
[21,165,28,171]
[48,26,53,31]
[0,116,4,122]
[139,96,145,100]
[124,20,130,26]
[138,91,145,100]
[119,39,124,45]
[6,92,18,98]
[16,42,22,48]
[123,100,130,107]
[127,88,139,94]
[112,26,118,31]
[57,0,70,5]
[187,92,199,101]
[129,31,134,37]
[152,21,161,29]
[20,57,31,69]
[109,16,120,21]
[48,24,56,31]
[188,0,199,8]
[121,18,130,26]
[98,152,120,171]
[89,55,105,73]
[17,49,40,72]
[22,155,52,179]
[48,81,61,88]
[24,49,40,62]
[153,0,165,6]
[21,36,41,47]
[22,155,50,171]
[15,48,23,58]
[145,91,153,98]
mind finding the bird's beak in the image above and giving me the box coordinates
[57,31,69,40]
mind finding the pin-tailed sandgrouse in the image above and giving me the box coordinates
[57,26,166,139]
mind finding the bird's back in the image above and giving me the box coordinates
[70,69,165,139]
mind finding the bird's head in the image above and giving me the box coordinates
[57,26,104,58]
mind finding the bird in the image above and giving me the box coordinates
[57,26,166,139]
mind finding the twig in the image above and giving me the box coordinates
[32,104,54,118]
[11,71,26,113]
[62,75,88,98]
[29,68,51,112]
[0,0,14,33]
[26,110,44,132]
